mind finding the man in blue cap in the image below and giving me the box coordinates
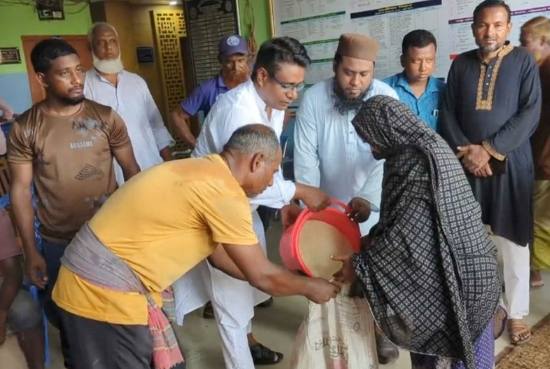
[171,34,250,147]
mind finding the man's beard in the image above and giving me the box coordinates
[332,79,368,115]
[60,95,85,106]
[93,53,124,74]
[222,67,250,89]
[478,40,505,54]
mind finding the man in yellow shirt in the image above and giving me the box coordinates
[52,124,340,369]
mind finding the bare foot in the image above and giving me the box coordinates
[531,270,544,288]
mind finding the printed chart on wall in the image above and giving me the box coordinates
[271,0,550,87]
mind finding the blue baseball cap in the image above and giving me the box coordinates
[218,35,248,57]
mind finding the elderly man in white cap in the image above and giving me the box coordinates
[293,32,400,364]
[84,22,174,184]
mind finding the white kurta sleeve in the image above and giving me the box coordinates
[142,81,174,150]
[193,104,243,157]
[249,170,296,209]
[293,90,321,187]
[193,86,297,208]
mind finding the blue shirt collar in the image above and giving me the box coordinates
[216,74,228,89]
[396,71,439,94]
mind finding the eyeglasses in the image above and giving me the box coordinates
[270,74,305,92]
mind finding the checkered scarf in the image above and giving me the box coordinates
[351,96,500,369]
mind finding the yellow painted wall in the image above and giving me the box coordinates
[130,5,178,121]
[99,3,179,120]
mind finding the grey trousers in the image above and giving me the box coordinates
[58,307,153,369]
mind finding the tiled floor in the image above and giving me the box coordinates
[2,219,550,368]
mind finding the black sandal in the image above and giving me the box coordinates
[250,343,284,365]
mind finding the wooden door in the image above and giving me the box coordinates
[21,35,93,103]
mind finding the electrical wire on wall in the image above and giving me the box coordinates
[65,0,89,15]
[0,0,35,6]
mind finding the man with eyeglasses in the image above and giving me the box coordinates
[293,32,400,365]
[173,37,330,369]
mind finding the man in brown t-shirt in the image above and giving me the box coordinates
[8,38,139,367]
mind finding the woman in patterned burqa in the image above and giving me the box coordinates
[335,96,501,369]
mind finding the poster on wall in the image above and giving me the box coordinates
[0,47,21,65]
[270,0,550,86]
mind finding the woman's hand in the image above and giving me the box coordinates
[347,197,371,223]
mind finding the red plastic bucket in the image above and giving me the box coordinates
[279,199,361,277]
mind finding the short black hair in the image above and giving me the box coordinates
[251,37,311,81]
[31,38,78,74]
[402,29,437,55]
[473,0,511,24]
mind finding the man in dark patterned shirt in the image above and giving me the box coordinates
[439,0,541,345]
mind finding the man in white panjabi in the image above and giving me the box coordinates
[172,37,332,369]
[84,22,173,183]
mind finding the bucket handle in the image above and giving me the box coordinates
[330,198,350,213]
[292,198,349,235]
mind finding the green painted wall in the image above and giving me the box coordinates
[0,3,92,75]
[0,1,266,73]
[238,0,272,46]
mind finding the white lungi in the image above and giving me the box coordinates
[491,234,530,319]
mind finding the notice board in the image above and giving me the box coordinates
[270,0,550,84]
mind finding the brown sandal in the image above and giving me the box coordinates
[493,306,508,339]
[507,319,531,345]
